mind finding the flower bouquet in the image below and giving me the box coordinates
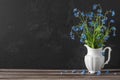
[70,4,116,48]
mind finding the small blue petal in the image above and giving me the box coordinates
[81,12,85,16]
[110,19,115,23]
[112,10,115,16]
[89,12,94,17]
[96,70,101,76]
[73,8,78,12]
[70,32,75,40]
[70,32,72,36]
[72,70,77,73]
[111,26,116,31]
[71,37,75,40]
[86,13,93,18]
[70,35,75,40]
[81,34,86,40]
[104,36,110,41]
[80,40,82,42]
[88,21,94,26]
[80,39,84,43]
[97,9,102,13]
[91,12,94,16]
[85,14,89,17]
[72,26,79,32]
[79,26,84,31]
[81,69,86,75]
[105,70,110,74]
[101,28,104,32]
[97,13,103,17]
[74,12,79,17]
[93,4,98,10]
[102,19,106,24]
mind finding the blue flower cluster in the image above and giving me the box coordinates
[70,4,117,48]
[73,8,80,17]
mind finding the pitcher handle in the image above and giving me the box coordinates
[102,47,112,67]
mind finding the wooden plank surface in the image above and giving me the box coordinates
[0,69,119,80]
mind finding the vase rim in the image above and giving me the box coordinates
[84,44,102,50]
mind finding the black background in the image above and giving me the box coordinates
[0,0,119,69]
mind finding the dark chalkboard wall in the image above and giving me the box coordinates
[0,0,119,69]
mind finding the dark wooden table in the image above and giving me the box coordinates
[0,69,119,80]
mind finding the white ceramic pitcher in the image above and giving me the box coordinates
[84,45,112,74]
